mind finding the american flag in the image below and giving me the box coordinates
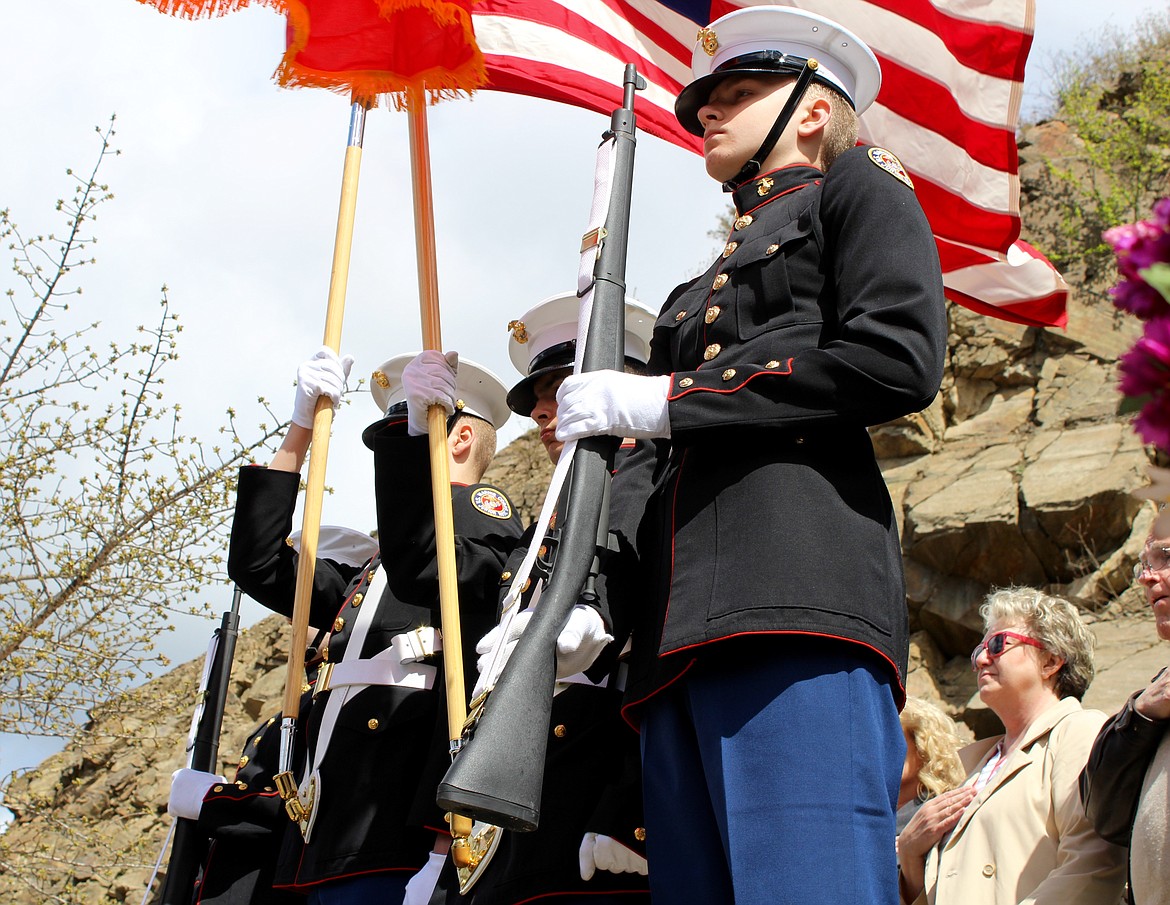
[473,0,1068,328]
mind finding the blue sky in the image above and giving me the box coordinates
[0,0,1165,791]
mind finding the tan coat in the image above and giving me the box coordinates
[912,697,1127,905]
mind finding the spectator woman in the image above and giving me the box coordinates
[897,588,1127,904]
[896,698,966,833]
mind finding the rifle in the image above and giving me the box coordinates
[436,64,645,832]
[157,586,242,905]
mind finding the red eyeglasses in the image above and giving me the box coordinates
[970,631,1044,670]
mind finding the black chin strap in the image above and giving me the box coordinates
[722,59,820,193]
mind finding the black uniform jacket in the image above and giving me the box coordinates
[623,147,947,718]
[193,713,306,905]
[429,442,655,904]
[227,437,522,889]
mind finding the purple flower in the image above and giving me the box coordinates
[1106,199,1170,318]
[1120,315,1170,448]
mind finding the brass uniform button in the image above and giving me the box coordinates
[704,306,721,324]
[765,244,780,255]
[236,781,248,790]
[553,724,567,738]
[703,343,722,361]
[678,377,694,388]
[368,570,377,582]
[239,755,250,769]
[722,369,736,381]
[321,645,330,662]
[500,570,512,583]
[634,827,647,842]
[265,786,275,792]
[766,359,780,368]
[674,310,687,321]
[712,273,728,290]
[266,716,276,726]
[351,593,363,608]
[301,682,311,693]
[333,616,345,632]
[368,718,380,731]
[734,214,753,230]
[722,241,738,258]
[253,736,262,748]
[284,537,295,548]
[756,176,774,196]
[213,785,224,793]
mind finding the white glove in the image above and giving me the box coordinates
[579,832,649,881]
[291,347,354,429]
[403,350,459,437]
[402,850,447,905]
[554,604,613,678]
[555,371,671,442]
[167,768,225,820]
[473,610,531,700]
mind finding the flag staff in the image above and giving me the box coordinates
[276,96,369,791]
[405,84,476,859]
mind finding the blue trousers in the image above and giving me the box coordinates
[640,640,904,904]
[307,873,409,904]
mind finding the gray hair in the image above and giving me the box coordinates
[980,587,1096,701]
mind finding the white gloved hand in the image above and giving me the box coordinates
[555,371,671,442]
[291,347,355,429]
[555,604,613,679]
[402,850,447,905]
[167,768,226,821]
[579,832,649,881]
[474,610,532,688]
[403,350,459,437]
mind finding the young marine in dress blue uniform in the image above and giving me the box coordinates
[227,350,522,905]
[410,293,656,905]
[167,529,377,905]
[555,7,948,903]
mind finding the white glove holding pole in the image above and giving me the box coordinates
[555,371,671,441]
[167,768,226,821]
[291,346,354,429]
[403,350,459,437]
[402,851,447,905]
[579,832,649,880]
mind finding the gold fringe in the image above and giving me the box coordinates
[277,0,486,109]
[133,0,269,19]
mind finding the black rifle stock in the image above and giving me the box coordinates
[436,65,644,832]
[157,587,242,905]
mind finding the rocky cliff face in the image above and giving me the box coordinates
[2,110,1167,905]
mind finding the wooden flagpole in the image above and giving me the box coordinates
[277,97,368,785]
[405,85,475,854]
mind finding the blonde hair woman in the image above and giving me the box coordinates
[897,698,965,831]
[897,588,1127,905]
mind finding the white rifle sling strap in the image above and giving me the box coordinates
[473,132,618,702]
[294,565,440,841]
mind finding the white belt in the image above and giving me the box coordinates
[314,627,442,696]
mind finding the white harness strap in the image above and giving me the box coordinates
[475,132,619,698]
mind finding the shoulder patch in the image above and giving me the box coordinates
[471,487,513,520]
[867,147,914,190]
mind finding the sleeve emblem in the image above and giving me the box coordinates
[472,487,513,520]
[867,147,915,190]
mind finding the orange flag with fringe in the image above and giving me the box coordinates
[138,0,485,104]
